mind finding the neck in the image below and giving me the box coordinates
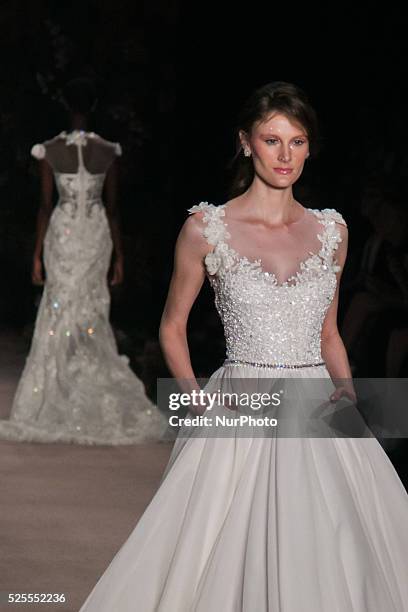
[69,113,88,131]
[239,177,298,225]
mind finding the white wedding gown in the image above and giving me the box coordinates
[78,202,408,610]
[0,130,169,445]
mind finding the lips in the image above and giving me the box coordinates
[274,168,293,175]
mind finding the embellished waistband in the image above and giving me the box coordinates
[223,358,326,370]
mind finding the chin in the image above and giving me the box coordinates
[270,176,297,186]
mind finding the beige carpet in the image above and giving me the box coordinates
[0,330,173,611]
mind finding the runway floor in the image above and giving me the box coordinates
[0,330,173,611]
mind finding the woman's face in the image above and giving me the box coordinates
[240,112,310,189]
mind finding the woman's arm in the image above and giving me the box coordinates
[159,212,211,395]
[104,159,124,285]
[320,223,357,401]
[32,159,54,285]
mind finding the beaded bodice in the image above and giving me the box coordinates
[187,201,347,365]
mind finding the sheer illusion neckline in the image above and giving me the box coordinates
[56,131,104,177]
[217,202,327,288]
[222,199,309,229]
[60,130,97,146]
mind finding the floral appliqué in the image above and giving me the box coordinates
[188,202,347,283]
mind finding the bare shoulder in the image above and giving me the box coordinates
[182,202,215,239]
[177,206,213,257]
[182,204,208,232]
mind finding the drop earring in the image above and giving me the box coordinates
[243,147,251,157]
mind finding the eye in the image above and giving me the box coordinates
[265,138,306,146]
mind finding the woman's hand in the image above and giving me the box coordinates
[32,256,44,285]
[329,386,357,404]
[222,396,238,411]
[188,393,212,417]
[110,256,124,286]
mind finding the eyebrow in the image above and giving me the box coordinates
[260,133,308,139]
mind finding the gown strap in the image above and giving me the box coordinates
[186,201,231,247]
[321,208,347,227]
[312,208,347,273]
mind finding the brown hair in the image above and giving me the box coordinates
[228,81,321,198]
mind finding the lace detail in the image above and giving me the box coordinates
[60,129,96,146]
[188,202,345,285]
[188,202,237,275]
[31,144,46,160]
[187,201,231,245]
[314,208,347,274]
[320,208,347,227]
[187,201,347,365]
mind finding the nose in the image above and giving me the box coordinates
[277,146,291,163]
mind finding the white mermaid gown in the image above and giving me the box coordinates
[0,130,169,445]
[78,202,408,610]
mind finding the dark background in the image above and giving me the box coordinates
[0,3,407,477]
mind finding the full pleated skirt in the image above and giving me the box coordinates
[78,363,408,610]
